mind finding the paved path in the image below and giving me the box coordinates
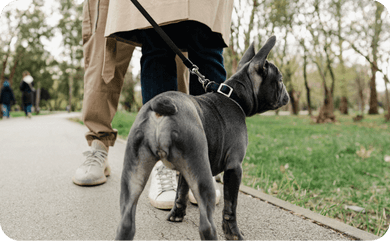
[0,113,380,240]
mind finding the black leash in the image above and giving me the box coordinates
[129,0,209,88]
[130,0,241,104]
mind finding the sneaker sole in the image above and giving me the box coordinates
[72,166,111,186]
[148,197,174,210]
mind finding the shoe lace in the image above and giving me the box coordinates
[156,165,177,194]
[82,149,108,167]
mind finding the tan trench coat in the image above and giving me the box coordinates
[104,0,234,46]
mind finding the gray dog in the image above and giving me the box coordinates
[115,36,289,240]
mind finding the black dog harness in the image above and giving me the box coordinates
[130,0,242,106]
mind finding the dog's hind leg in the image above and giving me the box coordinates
[167,173,189,222]
[115,144,157,240]
[173,153,218,240]
[222,161,244,240]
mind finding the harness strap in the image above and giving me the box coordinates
[205,82,245,110]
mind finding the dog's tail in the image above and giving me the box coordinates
[150,95,178,116]
[149,95,178,162]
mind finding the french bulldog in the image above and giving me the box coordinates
[115,36,289,240]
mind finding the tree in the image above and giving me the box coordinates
[57,0,83,112]
[354,64,370,116]
[0,5,29,86]
[120,67,141,112]
[342,1,387,115]
[224,0,266,77]
[307,0,337,123]
[301,39,313,116]
[1,0,55,112]
[333,0,349,115]
[268,0,301,115]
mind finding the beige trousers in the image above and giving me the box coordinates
[82,0,189,147]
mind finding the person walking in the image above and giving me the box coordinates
[0,78,15,118]
[73,0,189,189]
[19,71,35,118]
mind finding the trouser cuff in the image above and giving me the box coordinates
[85,131,118,147]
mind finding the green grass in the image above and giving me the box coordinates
[243,114,390,237]
[111,111,138,139]
[73,110,390,236]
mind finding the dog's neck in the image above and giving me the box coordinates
[225,70,258,117]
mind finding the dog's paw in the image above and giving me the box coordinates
[167,205,186,222]
[222,219,244,240]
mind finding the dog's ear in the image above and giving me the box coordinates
[237,42,256,71]
[248,36,276,76]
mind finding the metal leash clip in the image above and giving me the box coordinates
[191,66,210,91]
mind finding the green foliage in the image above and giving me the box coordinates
[56,0,84,111]
[1,0,56,108]
[120,72,141,112]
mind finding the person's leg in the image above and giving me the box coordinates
[26,104,32,118]
[176,53,189,94]
[6,104,11,118]
[23,103,27,116]
[2,104,7,117]
[82,0,133,147]
[185,22,226,96]
[73,0,133,186]
[138,27,179,209]
[139,28,178,104]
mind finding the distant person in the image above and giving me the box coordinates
[20,71,35,118]
[0,78,15,118]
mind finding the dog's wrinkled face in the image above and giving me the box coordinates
[236,36,289,114]
[256,60,289,112]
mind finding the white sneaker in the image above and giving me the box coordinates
[149,161,177,210]
[189,177,221,205]
[72,140,111,186]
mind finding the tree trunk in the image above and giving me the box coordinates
[368,65,379,114]
[68,75,73,113]
[339,96,348,114]
[316,85,336,123]
[355,72,365,116]
[9,50,23,87]
[35,87,41,114]
[368,2,384,115]
[288,89,300,115]
[384,76,390,121]
[303,51,312,116]
[315,42,337,123]
[313,56,336,123]
[229,45,238,75]
[1,53,9,85]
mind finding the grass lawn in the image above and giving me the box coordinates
[243,114,390,237]
[77,110,390,237]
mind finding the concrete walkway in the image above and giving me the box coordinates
[0,113,381,240]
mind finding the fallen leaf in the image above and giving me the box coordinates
[356,146,374,159]
[385,155,390,163]
[345,205,365,213]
